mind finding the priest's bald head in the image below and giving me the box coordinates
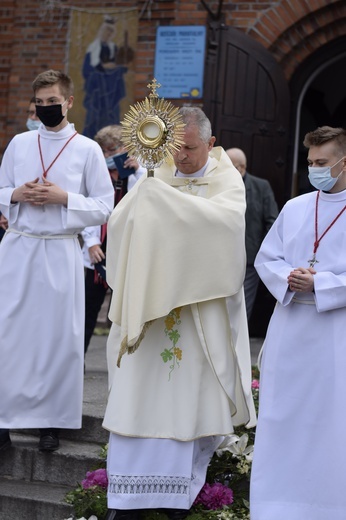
[225,148,247,177]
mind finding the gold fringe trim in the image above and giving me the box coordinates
[117,320,154,367]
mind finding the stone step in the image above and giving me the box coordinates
[0,433,105,488]
[0,476,74,520]
[63,412,109,445]
[0,334,109,519]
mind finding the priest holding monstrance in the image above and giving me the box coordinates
[102,80,256,520]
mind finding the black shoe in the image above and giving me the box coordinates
[0,429,11,451]
[105,509,140,520]
[38,428,60,451]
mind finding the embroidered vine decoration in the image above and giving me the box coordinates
[160,307,183,379]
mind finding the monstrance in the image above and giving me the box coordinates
[120,79,185,177]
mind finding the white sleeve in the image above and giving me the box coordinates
[65,142,114,229]
[127,167,146,191]
[314,271,346,312]
[80,225,102,248]
[255,209,295,306]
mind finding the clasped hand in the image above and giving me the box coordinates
[287,267,316,293]
[12,177,68,207]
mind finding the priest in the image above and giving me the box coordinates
[103,106,256,520]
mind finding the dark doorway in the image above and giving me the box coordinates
[289,37,346,197]
[250,41,346,337]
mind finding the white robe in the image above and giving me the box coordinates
[250,189,346,520]
[0,123,114,429]
[104,147,256,436]
[104,147,256,509]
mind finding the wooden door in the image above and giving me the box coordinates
[203,22,291,208]
[203,22,291,336]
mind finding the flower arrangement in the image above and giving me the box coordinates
[65,374,259,520]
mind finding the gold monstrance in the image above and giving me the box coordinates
[120,79,185,176]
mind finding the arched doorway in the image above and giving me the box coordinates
[289,37,346,197]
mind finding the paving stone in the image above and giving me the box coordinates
[0,476,74,520]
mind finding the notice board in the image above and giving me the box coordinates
[154,26,206,99]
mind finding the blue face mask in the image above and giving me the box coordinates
[308,157,344,191]
[26,118,41,131]
[105,155,116,169]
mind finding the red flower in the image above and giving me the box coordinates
[82,468,108,489]
[194,482,234,510]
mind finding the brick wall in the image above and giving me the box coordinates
[248,0,346,79]
[0,0,343,151]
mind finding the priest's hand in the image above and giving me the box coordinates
[287,267,316,293]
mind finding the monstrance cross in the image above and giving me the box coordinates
[147,78,161,98]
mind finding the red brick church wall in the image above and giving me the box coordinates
[0,0,342,151]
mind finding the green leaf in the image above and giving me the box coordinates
[167,329,180,344]
[161,349,173,362]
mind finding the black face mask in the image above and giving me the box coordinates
[35,101,67,128]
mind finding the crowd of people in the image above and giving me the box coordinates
[1,68,346,520]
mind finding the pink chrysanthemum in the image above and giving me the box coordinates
[82,468,108,489]
[194,482,234,510]
[251,379,260,389]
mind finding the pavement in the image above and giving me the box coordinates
[250,337,263,368]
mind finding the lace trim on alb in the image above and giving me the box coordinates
[108,475,190,495]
